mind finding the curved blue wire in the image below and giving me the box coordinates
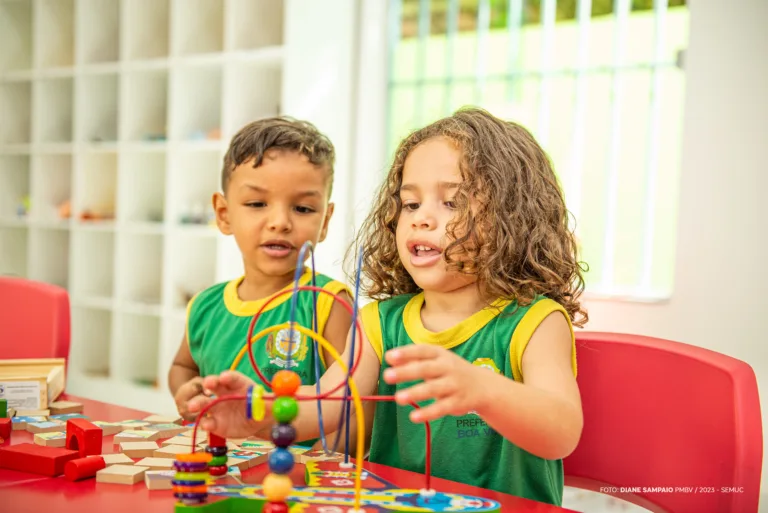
[341,247,364,462]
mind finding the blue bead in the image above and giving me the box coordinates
[268,447,295,474]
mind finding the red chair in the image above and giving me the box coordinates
[564,331,763,512]
[0,276,71,360]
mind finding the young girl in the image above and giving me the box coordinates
[188,107,588,506]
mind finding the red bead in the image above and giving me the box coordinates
[271,370,301,397]
[263,502,289,513]
[209,464,228,476]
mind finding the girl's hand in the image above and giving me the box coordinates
[383,345,490,423]
[173,376,208,421]
[187,371,268,439]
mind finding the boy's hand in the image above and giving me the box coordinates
[187,371,266,439]
[174,376,208,421]
[383,345,490,423]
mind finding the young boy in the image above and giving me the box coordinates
[168,117,352,432]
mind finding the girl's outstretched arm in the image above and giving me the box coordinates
[383,311,582,460]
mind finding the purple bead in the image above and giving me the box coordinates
[271,423,296,448]
[173,461,209,472]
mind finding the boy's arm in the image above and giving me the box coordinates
[169,331,204,420]
[384,312,582,460]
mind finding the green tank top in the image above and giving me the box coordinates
[187,269,350,389]
[360,293,577,506]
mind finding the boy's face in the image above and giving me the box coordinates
[213,149,334,279]
[395,136,477,293]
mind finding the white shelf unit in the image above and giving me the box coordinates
[0,0,286,414]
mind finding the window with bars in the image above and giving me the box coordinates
[386,0,688,300]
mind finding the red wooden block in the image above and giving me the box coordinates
[64,456,106,481]
[66,418,102,457]
[0,443,79,476]
[0,418,11,439]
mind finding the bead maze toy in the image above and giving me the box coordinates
[173,243,501,513]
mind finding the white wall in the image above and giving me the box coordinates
[582,0,768,500]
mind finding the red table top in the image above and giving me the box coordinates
[0,394,580,513]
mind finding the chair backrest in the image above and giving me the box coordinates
[0,276,71,360]
[563,332,763,512]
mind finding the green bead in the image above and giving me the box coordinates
[272,396,298,423]
[208,455,228,467]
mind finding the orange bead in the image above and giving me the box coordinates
[271,370,301,397]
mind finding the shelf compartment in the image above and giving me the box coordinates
[223,62,281,137]
[34,0,75,69]
[75,0,120,64]
[30,153,72,222]
[159,317,185,393]
[33,78,74,143]
[123,0,170,61]
[118,152,166,223]
[70,230,115,298]
[74,151,117,221]
[112,312,161,387]
[76,72,119,143]
[226,0,283,51]
[0,81,33,144]
[172,0,224,56]
[0,227,29,277]
[165,233,217,309]
[70,306,112,378]
[167,150,219,225]
[0,156,31,219]
[0,0,33,72]
[27,227,70,288]
[120,70,168,142]
[115,233,163,304]
[171,64,223,141]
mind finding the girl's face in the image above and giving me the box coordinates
[396,137,477,294]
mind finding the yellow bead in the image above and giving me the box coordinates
[263,473,293,502]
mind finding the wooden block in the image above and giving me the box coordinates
[0,418,11,439]
[153,444,198,459]
[34,431,67,447]
[161,435,197,448]
[49,401,84,415]
[64,456,106,481]
[139,423,187,438]
[119,441,159,459]
[143,414,182,425]
[0,358,66,410]
[15,409,49,417]
[0,398,6,417]
[66,418,102,457]
[101,453,134,466]
[12,415,47,430]
[114,430,161,443]
[298,449,345,464]
[50,413,88,422]
[0,443,79,476]
[240,439,274,451]
[26,421,65,433]
[134,457,175,470]
[96,464,149,485]
[227,449,268,470]
[115,420,150,428]
[144,469,175,490]
[91,421,124,436]
[178,429,204,438]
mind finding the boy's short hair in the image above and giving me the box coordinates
[221,117,336,195]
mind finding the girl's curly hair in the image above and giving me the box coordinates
[349,107,588,327]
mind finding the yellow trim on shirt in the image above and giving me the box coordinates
[185,292,200,346]
[222,268,312,317]
[509,299,577,383]
[403,292,512,350]
[316,280,352,369]
[360,301,383,363]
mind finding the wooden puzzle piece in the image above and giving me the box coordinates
[119,441,159,458]
[227,449,268,470]
[304,461,395,490]
[145,469,175,490]
[66,418,102,457]
[96,464,149,485]
[101,453,134,465]
[26,421,65,434]
[0,443,79,477]
[114,429,162,443]
[14,408,49,417]
[143,414,182,425]
[34,431,67,447]
[135,457,176,470]
[297,449,345,464]
[50,413,89,422]
[153,444,198,459]
[48,400,84,415]
[91,421,124,436]
[161,435,198,448]
[12,415,48,430]
[115,419,151,428]
[139,423,187,438]
[239,439,274,451]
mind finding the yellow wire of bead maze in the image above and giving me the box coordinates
[231,322,367,511]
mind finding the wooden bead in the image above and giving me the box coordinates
[272,397,298,423]
[271,370,301,397]
[262,473,293,502]
[263,502,289,513]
